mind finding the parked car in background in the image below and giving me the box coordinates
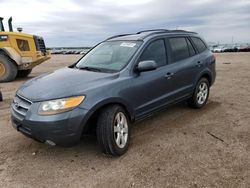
[11,29,216,156]
[237,45,250,52]
[223,45,238,52]
[51,48,91,55]
[80,51,86,55]
[213,46,226,53]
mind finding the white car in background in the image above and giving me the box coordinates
[213,46,225,53]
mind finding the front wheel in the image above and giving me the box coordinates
[188,78,210,108]
[96,105,130,156]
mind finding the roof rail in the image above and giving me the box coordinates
[170,30,197,34]
[105,29,197,41]
[138,29,197,40]
[137,29,169,34]
[105,34,133,41]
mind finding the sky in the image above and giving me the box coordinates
[0,0,250,47]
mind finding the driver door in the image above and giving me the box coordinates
[127,39,175,119]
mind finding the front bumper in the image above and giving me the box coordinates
[11,105,89,146]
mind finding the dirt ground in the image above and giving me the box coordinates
[0,53,249,188]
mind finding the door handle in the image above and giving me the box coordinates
[164,72,175,79]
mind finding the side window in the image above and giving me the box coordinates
[169,37,189,62]
[186,38,196,56]
[16,39,30,51]
[191,37,207,53]
[139,39,167,67]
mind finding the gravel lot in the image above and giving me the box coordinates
[0,53,249,187]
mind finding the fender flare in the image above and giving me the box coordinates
[79,97,135,133]
[85,97,135,121]
[195,69,212,86]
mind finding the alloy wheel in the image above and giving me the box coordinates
[197,82,208,105]
[114,112,128,148]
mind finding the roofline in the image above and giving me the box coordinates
[136,29,169,34]
[105,34,134,41]
[106,29,198,41]
[139,30,198,40]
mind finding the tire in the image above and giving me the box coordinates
[96,105,130,156]
[0,54,17,82]
[17,69,32,78]
[188,78,210,109]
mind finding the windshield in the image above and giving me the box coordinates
[76,41,141,72]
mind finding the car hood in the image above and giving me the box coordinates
[17,67,119,102]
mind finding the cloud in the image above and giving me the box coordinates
[0,0,249,46]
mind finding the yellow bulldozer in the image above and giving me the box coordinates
[0,17,50,82]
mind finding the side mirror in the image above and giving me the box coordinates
[137,60,157,72]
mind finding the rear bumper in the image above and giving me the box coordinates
[11,107,89,146]
[211,62,216,86]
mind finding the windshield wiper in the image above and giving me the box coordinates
[77,66,101,72]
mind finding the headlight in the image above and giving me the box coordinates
[38,96,85,115]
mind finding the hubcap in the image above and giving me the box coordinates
[0,62,6,77]
[114,112,128,148]
[197,82,208,105]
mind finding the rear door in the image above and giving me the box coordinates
[164,36,199,101]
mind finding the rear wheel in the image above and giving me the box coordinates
[96,105,130,156]
[188,78,210,108]
[17,69,32,78]
[0,54,17,82]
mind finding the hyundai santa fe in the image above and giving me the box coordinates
[11,29,216,156]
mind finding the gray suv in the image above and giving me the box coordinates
[11,29,216,156]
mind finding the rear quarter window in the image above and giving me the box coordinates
[186,38,196,56]
[191,37,207,53]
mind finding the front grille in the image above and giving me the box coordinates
[33,35,46,54]
[11,94,32,121]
